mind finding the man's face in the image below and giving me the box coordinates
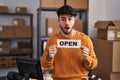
[58,14,75,35]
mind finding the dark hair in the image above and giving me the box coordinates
[57,5,77,17]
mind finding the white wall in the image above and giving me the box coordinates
[88,0,120,37]
[105,0,120,20]
[88,0,106,37]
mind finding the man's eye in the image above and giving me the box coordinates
[69,19,72,21]
[61,19,65,21]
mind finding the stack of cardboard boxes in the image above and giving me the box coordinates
[92,20,120,80]
[0,19,31,38]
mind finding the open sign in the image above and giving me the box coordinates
[57,39,81,48]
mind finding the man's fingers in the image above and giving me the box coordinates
[81,46,89,52]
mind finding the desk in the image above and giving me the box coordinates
[5,74,52,80]
[29,74,52,80]
[28,75,53,80]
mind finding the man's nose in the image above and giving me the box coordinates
[65,19,69,24]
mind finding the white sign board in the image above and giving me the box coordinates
[57,39,81,48]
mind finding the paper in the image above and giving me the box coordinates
[108,30,115,40]
[57,39,81,48]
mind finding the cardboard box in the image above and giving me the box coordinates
[13,18,25,26]
[0,6,8,13]
[8,56,17,67]
[0,25,16,38]
[0,57,9,67]
[95,20,120,40]
[40,0,64,8]
[0,25,32,38]
[91,38,120,80]
[0,56,17,67]
[0,41,10,54]
[74,19,84,32]
[46,18,84,36]
[15,7,27,13]
[110,72,120,80]
[66,0,88,9]
[46,18,60,36]
[15,26,32,38]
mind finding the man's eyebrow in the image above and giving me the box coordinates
[60,17,65,18]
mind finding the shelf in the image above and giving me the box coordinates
[0,13,33,16]
[37,7,88,12]
[0,12,33,68]
[0,53,31,56]
[0,38,32,40]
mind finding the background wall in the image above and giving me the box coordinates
[105,0,120,20]
[88,0,106,37]
[88,0,120,37]
[0,0,120,77]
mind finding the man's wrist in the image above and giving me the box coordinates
[46,54,53,61]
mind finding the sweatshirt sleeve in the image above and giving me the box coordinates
[83,37,98,70]
[40,39,54,68]
[83,52,98,69]
[40,49,54,68]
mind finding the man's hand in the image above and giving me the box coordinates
[81,46,89,59]
[48,45,57,58]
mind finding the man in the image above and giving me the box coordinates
[41,5,98,80]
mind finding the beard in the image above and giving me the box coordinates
[60,26,74,35]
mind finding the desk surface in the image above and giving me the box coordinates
[29,74,53,80]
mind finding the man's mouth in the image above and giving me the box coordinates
[65,27,70,29]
